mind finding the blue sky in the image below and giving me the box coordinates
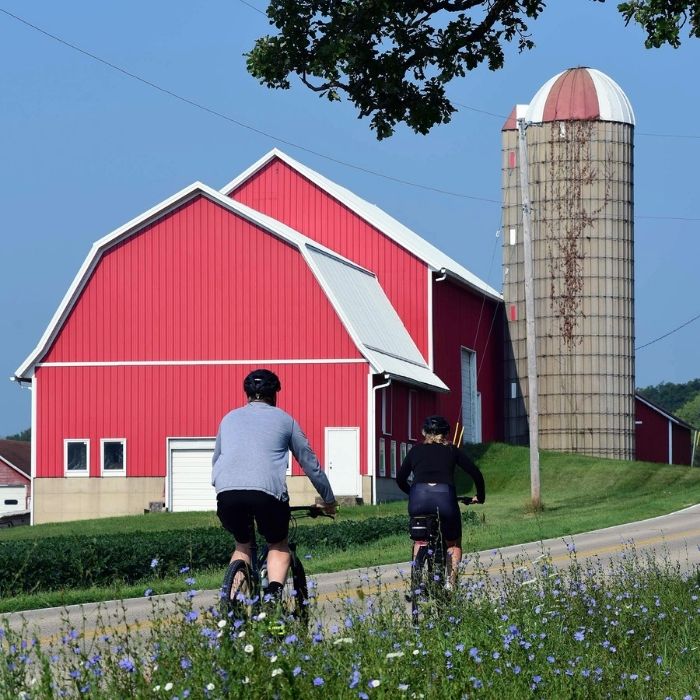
[1,1,698,436]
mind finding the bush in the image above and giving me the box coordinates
[0,511,479,596]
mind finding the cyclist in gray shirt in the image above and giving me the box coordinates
[212,369,337,599]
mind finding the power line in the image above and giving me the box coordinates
[236,0,266,16]
[0,7,499,204]
[636,312,700,351]
[2,8,699,217]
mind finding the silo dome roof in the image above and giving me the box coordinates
[525,67,635,125]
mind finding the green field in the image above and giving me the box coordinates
[2,442,699,612]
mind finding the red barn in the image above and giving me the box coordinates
[0,440,31,515]
[15,152,503,524]
[635,393,694,466]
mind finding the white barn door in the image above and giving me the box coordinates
[460,348,481,444]
[169,439,216,512]
[325,427,360,497]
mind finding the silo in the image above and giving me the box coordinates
[502,67,635,460]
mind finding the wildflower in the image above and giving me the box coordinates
[256,612,267,621]
[185,577,196,586]
[293,666,302,677]
[144,588,153,597]
[386,652,404,660]
[185,611,198,623]
[180,566,190,573]
[244,644,254,654]
[272,669,283,678]
[118,658,135,673]
[313,677,325,686]
[270,655,278,663]
[205,684,214,691]
[165,683,174,691]
[359,694,369,700]
[285,634,298,644]
[217,620,226,629]
[368,679,381,688]
[398,683,410,691]
[150,558,159,568]
[574,630,585,642]
[180,658,192,670]
[333,637,353,645]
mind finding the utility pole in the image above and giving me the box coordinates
[517,117,541,508]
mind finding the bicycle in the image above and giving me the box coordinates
[219,505,333,626]
[409,496,475,617]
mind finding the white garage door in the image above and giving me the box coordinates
[169,440,216,512]
[0,486,26,515]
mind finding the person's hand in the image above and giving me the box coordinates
[322,500,338,516]
[470,496,480,504]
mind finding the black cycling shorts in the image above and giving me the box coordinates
[216,489,290,544]
[408,482,461,542]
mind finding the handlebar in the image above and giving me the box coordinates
[457,496,481,506]
[289,505,335,520]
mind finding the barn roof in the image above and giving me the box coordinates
[221,149,502,302]
[0,440,30,478]
[635,393,695,430]
[14,183,447,392]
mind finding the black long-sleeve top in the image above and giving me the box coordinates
[396,443,486,502]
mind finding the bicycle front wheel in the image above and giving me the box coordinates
[220,560,254,618]
[280,555,309,626]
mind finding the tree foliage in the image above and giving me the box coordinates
[246,0,700,138]
[637,378,700,415]
[4,428,30,442]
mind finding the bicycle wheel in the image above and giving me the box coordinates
[410,546,433,618]
[220,560,254,618]
[278,555,309,625]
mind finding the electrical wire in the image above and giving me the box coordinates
[636,313,700,351]
[1,8,699,216]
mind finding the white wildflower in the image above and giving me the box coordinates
[238,631,246,638]
[217,620,227,628]
[333,637,354,645]
[164,683,173,692]
[257,612,267,620]
[244,644,254,654]
[272,668,283,677]
[398,684,410,691]
[386,651,404,660]
[368,679,381,688]
[270,655,278,663]
[206,683,215,691]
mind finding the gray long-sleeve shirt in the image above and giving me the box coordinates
[211,401,335,504]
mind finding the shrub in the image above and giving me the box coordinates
[0,511,478,596]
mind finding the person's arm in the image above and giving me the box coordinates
[455,447,486,503]
[290,419,336,507]
[210,428,222,486]
[396,450,414,495]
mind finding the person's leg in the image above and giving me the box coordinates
[255,492,292,592]
[217,491,254,566]
[266,540,292,584]
[445,539,462,586]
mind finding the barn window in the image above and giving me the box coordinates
[390,440,397,478]
[400,442,407,465]
[65,440,89,476]
[101,439,126,476]
[378,439,386,477]
[408,391,418,440]
[381,386,393,435]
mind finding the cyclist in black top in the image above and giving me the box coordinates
[396,415,486,584]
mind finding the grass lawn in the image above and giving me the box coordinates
[2,442,699,612]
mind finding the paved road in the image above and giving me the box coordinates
[3,504,699,645]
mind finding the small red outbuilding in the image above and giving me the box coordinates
[15,151,503,523]
[635,393,694,466]
[0,440,31,514]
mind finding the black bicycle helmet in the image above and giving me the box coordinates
[422,415,450,436]
[243,369,281,398]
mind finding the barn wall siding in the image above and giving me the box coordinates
[43,196,361,363]
[231,160,430,359]
[36,362,368,479]
[432,279,504,443]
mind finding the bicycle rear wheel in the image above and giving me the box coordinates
[410,546,432,618]
[220,560,254,618]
